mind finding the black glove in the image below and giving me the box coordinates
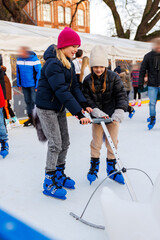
[138,85,144,91]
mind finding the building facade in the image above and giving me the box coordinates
[25,0,90,33]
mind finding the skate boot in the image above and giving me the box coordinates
[138,100,141,107]
[107,159,125,184]
[148,116,156,130]
[56,164,75,189]
[23,114,33,127]
[43,171,67,200]
[147,116,151,122]
[128,106,135,119]
[0,141,9,158]
[87,158,100,185]
[131,100,136,106]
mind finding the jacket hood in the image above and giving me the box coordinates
[43,45,57,61]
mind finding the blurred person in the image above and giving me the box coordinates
[16,46,41,127]
[139,38,160,130]
[114,65,121,74]
[0,65,9,158]
[120,68,135,118]
[131,64,141,107]
[72,49,83,85]
[79,56,91,88]
[0,61,20,129]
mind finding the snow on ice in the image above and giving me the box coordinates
[0,103,160,240]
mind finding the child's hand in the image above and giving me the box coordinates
[86,107,93,113]
[80,118,91,125]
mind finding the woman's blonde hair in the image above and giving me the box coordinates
[91,68,107,93]
[56,48,71,69]
[80,56,90,83]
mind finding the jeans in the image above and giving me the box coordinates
[22,87,36,115]
[0,108,8,142]
[148,86,160,117]
[37,108,70,172]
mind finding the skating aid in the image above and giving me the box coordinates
[70,117,154,230]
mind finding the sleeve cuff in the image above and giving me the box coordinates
[80,102,89,110]
[76,111,85,120]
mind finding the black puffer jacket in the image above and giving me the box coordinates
[139,51,160,87]
[82,70,128,117]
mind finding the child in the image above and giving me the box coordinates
[36,27,91,200]
[0,83,9,158]
[80,56,91,86]
[82,45,128,185]
[1,66,20,129]
[131,64,141,107]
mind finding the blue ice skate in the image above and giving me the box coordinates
[107,159,125,185]
[43,172,67,200]
[87,158,100,185]
[56,164,75,189]
[147,117,151,122]
[148,116,156,130]
[129,109,135,119]
[0,141,9,158]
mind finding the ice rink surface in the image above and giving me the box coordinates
[0,102,160,240]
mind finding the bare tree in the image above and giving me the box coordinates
[103,0,160,41]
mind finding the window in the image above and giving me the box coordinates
[77,9,84,26]
[43,4,51,22]
[65,7,71,24]
[58,6,64,23]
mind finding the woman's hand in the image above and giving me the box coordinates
[80,118,91,125]
[86,107,93,113]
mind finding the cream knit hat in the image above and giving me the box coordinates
[90,45,108,67]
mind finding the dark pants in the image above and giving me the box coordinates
[133,87,141,100]
[22,87,36,115]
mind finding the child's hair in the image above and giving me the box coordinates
[80,56,90,83]
[91,67,107,93]
[56,48,71,69]
[76,49,83,58]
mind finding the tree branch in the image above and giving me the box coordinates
[2,0,34,24]
[139,30,160,41]
[69,0,86,27]
[17,0,30,9]
[142,0,152,20]
[103,0,125,38]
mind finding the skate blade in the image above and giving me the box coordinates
[43,190,67,200]
[70,212,105,230]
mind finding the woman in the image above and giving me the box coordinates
[36,27,91,200]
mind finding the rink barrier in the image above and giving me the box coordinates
[0,209,53,240]
[19,99,151,124]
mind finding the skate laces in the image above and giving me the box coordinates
[50,174,62,189]
[107,160,121,176]
[1,142,8,151]
[89,161,99,175]
[57,168,71,184]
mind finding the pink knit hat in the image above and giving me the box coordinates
[57,27,81,49]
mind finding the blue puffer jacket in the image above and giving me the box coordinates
[36,45,87,115]
[16,52,41,88]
